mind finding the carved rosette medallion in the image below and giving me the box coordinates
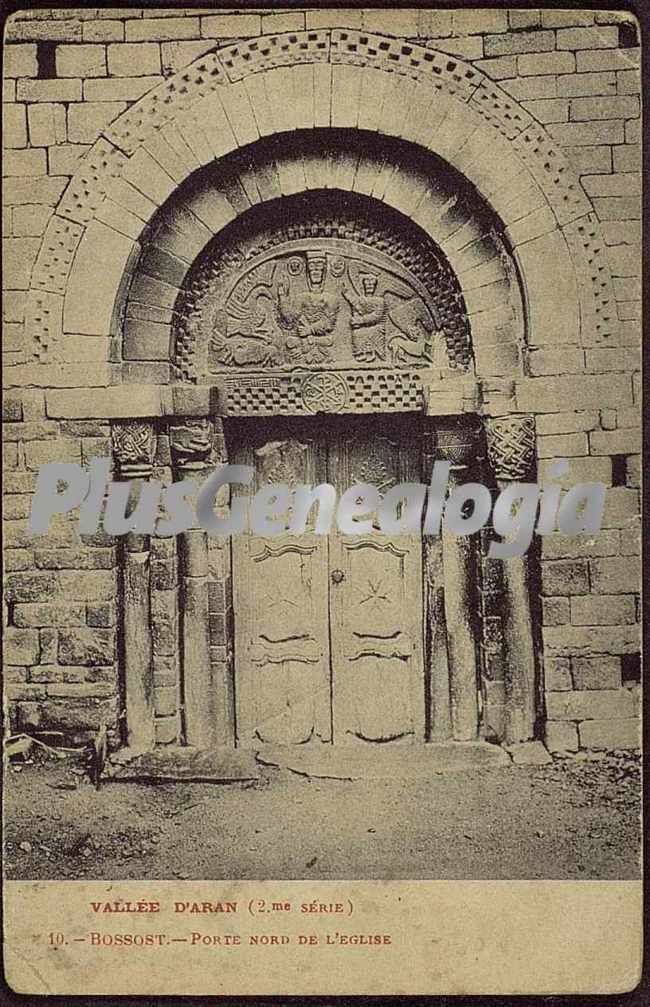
[173,196,472,384]
[485,415,536,482]
[112,421,155,479]
[300,372,349,414]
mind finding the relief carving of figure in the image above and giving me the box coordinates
[343,272,387,363]
[276,252,339,365]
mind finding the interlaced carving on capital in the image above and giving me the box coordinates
[112,421,155,479]
[169,418,213,474]
[485,415,536,482]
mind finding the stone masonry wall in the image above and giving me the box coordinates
[2,8,641,750]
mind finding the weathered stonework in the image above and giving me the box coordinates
[2,8,641,753]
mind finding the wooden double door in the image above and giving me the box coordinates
[230,415,425,748]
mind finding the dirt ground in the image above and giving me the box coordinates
[4,746,640,881]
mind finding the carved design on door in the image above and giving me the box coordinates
[229,416,425,748]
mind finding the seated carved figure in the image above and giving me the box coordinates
[277,253,339,365]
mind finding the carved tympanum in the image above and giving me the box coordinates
[174,196,472,382]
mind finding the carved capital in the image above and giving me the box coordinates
[112,421,155,478]
[169,417,212,474]
[485,415,536,482]
[431,417,482,469]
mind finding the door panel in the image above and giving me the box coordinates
[231,419,332,746]
[328,417,425,744]
[230,414,425,747]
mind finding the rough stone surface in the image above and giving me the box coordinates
[1,9,641,754]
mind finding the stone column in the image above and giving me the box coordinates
[422,424,452,741]
[435,418,482,742]
[485,414,537,744]
[169,417,218,748]
[113,421,156,750]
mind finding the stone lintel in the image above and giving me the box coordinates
[45,384,220,420]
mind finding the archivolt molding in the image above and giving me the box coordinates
[23,28,617,370]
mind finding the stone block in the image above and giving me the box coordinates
[484,30,555,57]
[452,10,508,34]
[572,655,622,690]
[261,12,306,33]
[58,628,115,666]
[58,570,116,601]
[67,101,127,143]
[5,628,39,666]
[3,146,47,177]
[56,43,107,78]
[83,20,125,43]
[505,741,553,766]
[122,146,176,205]
[514,232,580,346]
[431,36,484,60]
[571,594,636,626]
[14,603,86,628]
[541,560,589,597]
[577,48,640,72]
[546,688,635,721]
[537,431,588,458]
[557,71,617,98]
[4,43,38,78]
[107,42,161,76]
[503,75,558,101]
[126,17,200,42]
[544,720,579,752]
[160,40,214,75]
[565,144,612,174]
[154,686,177,718]
[46,384,163,419]
[570,95,639,120]
[4,104,27,148]
[3,176,68,207]
[154,716,180,745]
[542,598,570,628]
[12,204,52,237]
[517,51,575,75]
[543,625,639,657]
[27,103,67,146]
[529,348,584,376]
[6,18,82,43]
[474,56,517,79]
[517,375,629,413]
[5,572,59,603]
[63,220,135,336]
[87,603,116,628]
[541,11,596,27]
[17,697,118,740]
[617,69,640,94]
[200,13,261,38]
[17,79,82,103]
[520,98,569,124]
[535,411,598,436]
[556,26,618,49]
[47,143,90,177]
[84,76,163,101]
[589,429,639,456]
[544,656,572,690]
[541,531,619,560]
[578,718,639,750]
[306,9,364,30]
[3,237,41,289]
[24,437,81,469]
[549,120,625,147]
[123,319,171,360]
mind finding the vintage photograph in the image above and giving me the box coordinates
[3,2,641,901]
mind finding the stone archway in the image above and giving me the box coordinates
[24,29,621,755]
